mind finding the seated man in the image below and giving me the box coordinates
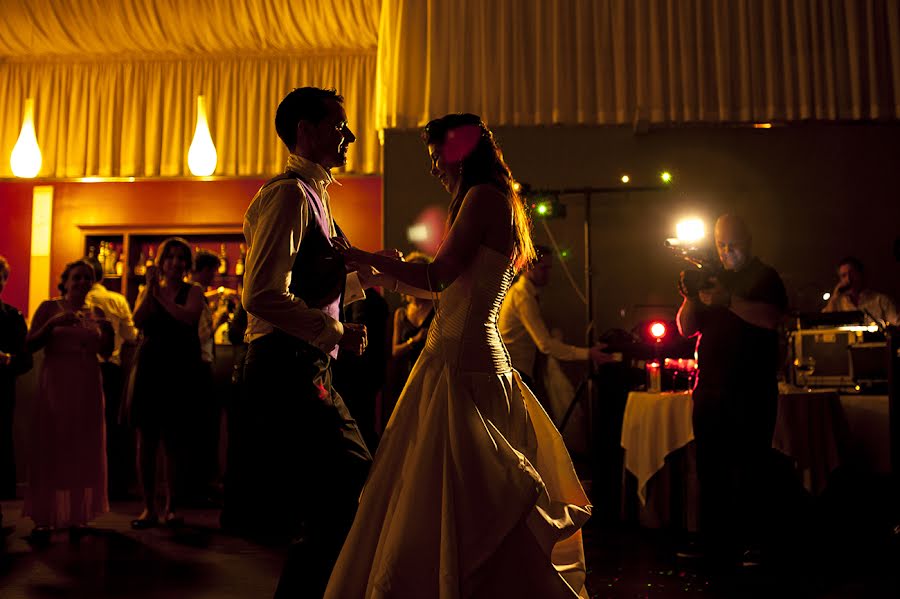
[499,245,610,391]
[823,256,898,326]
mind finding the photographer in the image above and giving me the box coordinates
[676,214,787,567]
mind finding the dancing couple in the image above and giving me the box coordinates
[240,86,591,598]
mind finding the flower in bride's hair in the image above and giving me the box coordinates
[442,125,482,163]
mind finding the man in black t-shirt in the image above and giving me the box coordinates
[676,215,787,566]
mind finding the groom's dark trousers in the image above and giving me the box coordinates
[240,330,372,598]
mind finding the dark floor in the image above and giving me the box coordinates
[0,500,283,598]
[583,523,899,599]
[1,495,898,598]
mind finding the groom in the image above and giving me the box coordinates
[238,87,373,598]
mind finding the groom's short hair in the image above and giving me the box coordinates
[275,87,344,151]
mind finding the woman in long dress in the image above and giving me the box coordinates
[24,259,112,544]
[327,114,591,598]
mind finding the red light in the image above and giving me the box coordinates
[649,321,667,340]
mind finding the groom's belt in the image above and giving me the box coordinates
[249,328,332,363]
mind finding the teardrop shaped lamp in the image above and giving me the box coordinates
[187,95,217,176]
[10,98,42,178]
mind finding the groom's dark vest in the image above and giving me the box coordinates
[261,170,347,359]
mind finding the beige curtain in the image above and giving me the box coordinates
[0,54,379,177]
[0,0,379,56]
[376,0,900,130]
[0,0,381,177]
[4,0,900,177]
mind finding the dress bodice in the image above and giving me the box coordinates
[46,324,102,356]
[138,283,200,363]
[45,305,103,357]
[423,245,515,373]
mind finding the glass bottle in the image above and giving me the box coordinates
[115,247,124,276]
[99,242,108,273]
[134,250,147,276]
[108,244,119,275]
[218,243,228,275]
[234,243,246,276]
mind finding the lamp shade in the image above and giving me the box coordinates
[10,98,42,178]
[187,95,217,176]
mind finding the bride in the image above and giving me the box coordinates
[326,114,591,598]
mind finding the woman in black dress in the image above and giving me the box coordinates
[384,252,434,424]
[127,238,204,528]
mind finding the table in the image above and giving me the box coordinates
[620,388,883,529]
[838,394,890,474]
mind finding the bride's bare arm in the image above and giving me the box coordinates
[347,185,511,292]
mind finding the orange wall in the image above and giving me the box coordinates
[0,182,34,314]
[0,176,382,315]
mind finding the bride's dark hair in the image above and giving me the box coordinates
[423,114,536,271]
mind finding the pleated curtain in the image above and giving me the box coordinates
[2,0,899,178]
[375,0,900,129]
[0,0,381,177]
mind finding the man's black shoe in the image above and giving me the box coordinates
[739,547,764,569]
[675,540,705,561]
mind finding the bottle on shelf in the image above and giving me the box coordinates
[218,243,228,275]
[87,245,97,261]
[146,246,155,269]
[234,243,246,276]
[134,249,147,276]
[115,249,124,276]
[98,242,108,273]
[108,244,120,275]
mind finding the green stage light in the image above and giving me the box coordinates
[527,193,566,219]
[660,171,673,183]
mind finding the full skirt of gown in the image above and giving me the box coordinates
[325,246,591,598]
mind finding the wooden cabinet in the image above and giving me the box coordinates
[80,226,244,307]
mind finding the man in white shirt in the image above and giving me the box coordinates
[823,256,898,326]
[86,258,138,499]
[234,87,372,599]
[499,246,611,389]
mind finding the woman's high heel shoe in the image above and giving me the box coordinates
[130,516,159,530]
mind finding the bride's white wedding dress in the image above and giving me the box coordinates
[325,245,591,598]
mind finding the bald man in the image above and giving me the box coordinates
[676,214,787,567]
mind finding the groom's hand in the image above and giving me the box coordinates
[331,237,363,263]
[339,322,368,356]
[374,249,403,260]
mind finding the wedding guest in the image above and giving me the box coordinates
[384,252,434,424]
[85,257,138,500]
[0,256,32,530]
[127,238,204,529]
[24,259,112,544]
